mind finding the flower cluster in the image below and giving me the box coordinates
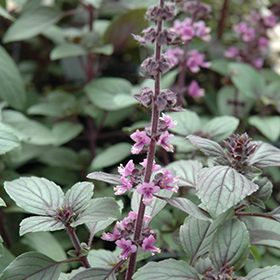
[102,211,161,259]
[225,10,277,69]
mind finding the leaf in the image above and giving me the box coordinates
[89,143,131,170]
[52,121,83,146]
[50,43,88,60]
[92,44,114,55]
[103,8,149,52]
[4,176,64,215]
[85,77,136,111]
[0,248,15,274]
[71,198,120,227]
[70,268,109,280]
[86,217,116,236]
[246,266,280,280]
[167,110,200,136]
[88,249,119,269]
[0,198,5,207]
[187,135,229,160]
[249,230,280,244]
[165,160,202,188]
[0,252,62,280]
[3,6,62,43]
[202,116,239,142]
[64,182,94,214]
[22,232,67,262]
[133,259,200,280]
[0,5,15,21]
[156,196,211,221]
[210,59,229,75]
[210,218,250,271]
[0,123,20,155]
[248,116,280,142]
[197,166,258,218]
[87,172,122,185]
[0,46,26,110]
[84,0,103,9]
[248,141,280,168]
[20,216,65,236]
[27,103,64,118]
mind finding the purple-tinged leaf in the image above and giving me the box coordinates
[187,135,229,161]
[0,198,5,207]
[155,196,211,221]
[70,268,110,280]
[197,166,258,218]
[4,177,64,215]
[180,209,234,263]
[20,216,65,236]
[86,218,116,237]
[133,259,200,280]
[71,198,120,227]
[249,230,280,244]
[210,218,250,271]
[87,172,122,185]
[64,182,94,214]
[0,252,62,280]
[246,266,280,280]
[248,141,280,168]
[165,160,202,188]
[268,206,280,222]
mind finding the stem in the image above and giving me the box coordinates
[235,212,278,221]
[65,225,91,269]
[217,0,228,40]
[106,258,128,280]
[125,1,164,279]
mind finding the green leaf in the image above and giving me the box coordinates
[50,43,88,60]
[132,259,200,280]
[70,268,109,280]
[165,160,202,188]
[0,198,5,207]
[228,62,265,99]
[167,110,200,136]
[157,196,211,221]
[88,249,118,270]
[0,5,15,21]
[0,123,20,155]
[64,182,94,214]
[202,116,239,142]
[89,143,131,170]
[197,166,258,218]
[4,176,64,215]
[85,77,136,111]
[103,8,149,52]
[210,59,229,75]
[3,6,62,43]
[84,0,103,8]
[0,46,26,110]
[86,217,116,236]
[0,248,15,274]
[22,232,67,262]
[92,44,114,55]
[246,266,280,279]
[27,103,64,118]
[71,198,120,227]
[87,172,122,185]
[210,218,250,271]
[249,116,280,142]
[0,252,62,280]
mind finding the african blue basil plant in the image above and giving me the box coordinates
[2,1,280,280]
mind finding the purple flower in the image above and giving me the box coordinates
[157,131,174,152]
[173,18,195,41]
[114,176,133,195]
[241,27,255,42]
[258,37,268,53]
[142,235,161,255]
[136,182,160,206]
[165,48,184,67]
[193,20,211,41]
[115,238,137,259]
[188,80,205,98]
[140,159,161,172]
[253,58,264,69]
[118,160,135,176]
[130,129,151,154]
[224,46,240,58]
[233,22,248,33]
[160,168,179,193]
[102,224,121,241]
[263,14,277,28]
[159,113,177,129]
[187,50,211,73]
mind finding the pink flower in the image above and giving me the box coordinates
[188,80,205,98]
[187,50,211,73]
[102,224,121,241]
[241,27,255,42]
[173,18,195,41]
[253,58,264,69]
[224,46,239,58]
[142,235,161,255]
[114,176,133,195]
[165,48,184,66]
[157,131,174,152]
[130,129,151,154]
[159,113,177,129]
[233,22,248,33]
[116,238,137,259]
[118,160,134,176]
[136,182,160,206]
[161,168,179,193]
[140,158,161,172]
[263,14,277,28]
[193,20,211,41]
[258,37,268,53]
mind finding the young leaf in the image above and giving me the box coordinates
[4,176,64,215]
[246,266,280,280]
[71,198,120,227]
[0,252,62,280]
[0,46,26,110]
[70,268,110,280]
[187,135,229,160]
[64,182,94,214]
[197,166,258,218]
[50,43,88,60]
[165,160,202,188]
[156,196,211,221]
[87,172,122,185]
[248,141,280,168]
[133,259,200,280]
[210,218,250,271]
